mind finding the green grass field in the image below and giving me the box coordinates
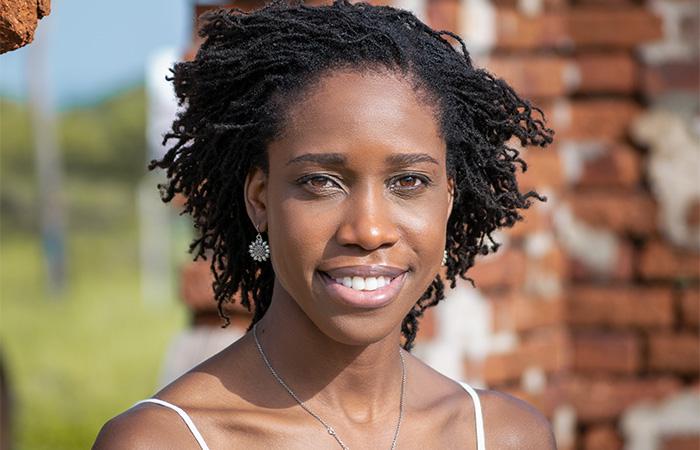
[1,220,188,449]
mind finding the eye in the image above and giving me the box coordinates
[298,174,340,190]
[391,174,428,190]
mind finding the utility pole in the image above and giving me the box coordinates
[27,18,66,293]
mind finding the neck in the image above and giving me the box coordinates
[253,287,406,420]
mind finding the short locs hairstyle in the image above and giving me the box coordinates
[150,0,553,350]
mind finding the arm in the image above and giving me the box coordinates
[92,405,203,450]
[480,390,557,450]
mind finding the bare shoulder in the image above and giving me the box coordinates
[92,401,202,450]
[478,389,557,449]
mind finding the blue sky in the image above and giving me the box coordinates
[0,0,192,109]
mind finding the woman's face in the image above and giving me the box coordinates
[246,70,453,345]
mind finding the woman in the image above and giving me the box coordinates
[94,1,556,448]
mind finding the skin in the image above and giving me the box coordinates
[93,70,556,449]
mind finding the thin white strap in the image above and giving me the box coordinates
[459,383,486,450]
[133,399,211,450]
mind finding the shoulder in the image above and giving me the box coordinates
[92,401,202,450]
[476,389,556,450]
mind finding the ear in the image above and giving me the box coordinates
[244,166,268,232]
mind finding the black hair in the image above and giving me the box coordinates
[150,0,553,351]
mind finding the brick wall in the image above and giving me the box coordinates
[180,1,700,448]
[411,0,700,449]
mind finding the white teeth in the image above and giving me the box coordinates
[364,277,378,291]
[333,275,391,291]
[351,276,365,290]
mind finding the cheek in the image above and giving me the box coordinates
[397,195,450,246]
[268,195,334,279]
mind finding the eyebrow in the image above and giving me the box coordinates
[285,153,347,167]
[386,153,440,166]
[284,152,440,167]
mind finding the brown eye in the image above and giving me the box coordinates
[308,177,330,188]
[299,175,340,190]
[392,175,424,189]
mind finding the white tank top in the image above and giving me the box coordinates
[133,382,486,449]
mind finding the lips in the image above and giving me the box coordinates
[319,265,407,309]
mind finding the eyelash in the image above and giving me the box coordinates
[297,173,432,192]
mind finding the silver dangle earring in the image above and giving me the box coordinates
[442,250,448,267]
[248,225,270,262]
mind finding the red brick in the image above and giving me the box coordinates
[518,147,564,192]
[564,376,682,422]
[487,56,567,99]
[662,436,700,450]
[491,291,564,332]
[577,145,642,188]
[583,425,623,450]
[648,332,700,375]
[568,191,657,235]
[680,288,700,327]
[426,0,459,34]
[506,203,546,239]
[470,248,527,290]
[575,53,637,94]
[181,259,250,317]
[415,303,437,342]
[548,100,641,141]
[483,329,569,384]
[638,240,700,281]
[491,0,566,9]
[642,61,700,96]
[567,9,664,49]
[495,9,568,50]
[568,240,635,282]
[567,285,674,329]
[572,331,641,374]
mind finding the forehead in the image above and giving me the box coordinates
[270,70,445,164]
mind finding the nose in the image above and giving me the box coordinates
[335,187,399,251]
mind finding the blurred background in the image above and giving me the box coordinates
[0,0,698,449]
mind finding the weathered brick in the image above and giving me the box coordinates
[426,0,459,34]
[662,436,700,450]
[575,53,637,94]
[564,376,682,422]
[487,56,567,98]
[415,302,437,342]
[483,329,569,384]
[567,9,664,49]
[680,288,700,327]
[568,240,635,282]
[491,291,564,332]
[495,9,568,50]
[568,191,657,235]
[567,285,674,329]
[583,425,623,450]
[181,259,249,317]
[518,147,564,192]
[573,331,641,374]
[648,332,700,375]
[638,240,700,281]
[470,248,527,290]
[548,100,642,141]
[642,61,700,96]
[577,145,642,188]
[506,203,546,239]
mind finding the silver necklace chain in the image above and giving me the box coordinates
[253,323,406,450]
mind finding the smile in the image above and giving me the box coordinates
[329,275,392,291]
[319,266,407,309]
